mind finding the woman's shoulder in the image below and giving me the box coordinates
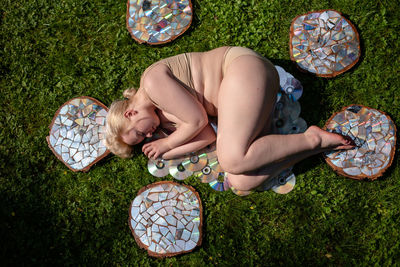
[140,62,170,88]
[204,46,231,55]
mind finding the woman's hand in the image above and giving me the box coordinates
[142,139,171,159]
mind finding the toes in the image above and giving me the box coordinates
[342,135,356,145]
[336,144,356,150]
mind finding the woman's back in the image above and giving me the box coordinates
[141,46,229,116]
[190,46,229,116]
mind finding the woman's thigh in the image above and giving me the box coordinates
[216,55,279,163]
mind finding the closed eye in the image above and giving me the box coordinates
[136,131,145,137]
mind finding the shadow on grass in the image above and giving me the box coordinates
[270,58,331,174]
[0,149,129,266]
[0,185,66,265]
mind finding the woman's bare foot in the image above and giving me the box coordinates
[305,126,355,151]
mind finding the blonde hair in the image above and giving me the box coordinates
[105,88,137,158]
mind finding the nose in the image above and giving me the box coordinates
[146,132,153,138]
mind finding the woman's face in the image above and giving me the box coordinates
[120,108,160,145]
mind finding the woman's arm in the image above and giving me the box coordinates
[141,64,209,159]
[160,123,216,159]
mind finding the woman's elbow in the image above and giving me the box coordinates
[199,118,209,129]
[193,114,208,130]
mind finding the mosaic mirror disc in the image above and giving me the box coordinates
[46,96,109,172]
[324,105,396,180]
[129,181,202,257]
[126,0,193,44]
[289,9,361,77]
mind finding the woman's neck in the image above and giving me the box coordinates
[132,88,154,110]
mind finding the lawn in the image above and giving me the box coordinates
[1,0,399,265]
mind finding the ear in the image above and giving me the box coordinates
[123,108,138,119]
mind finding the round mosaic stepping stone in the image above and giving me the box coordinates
[289,9,361,77]
[126,0,193,45]
[324,105,396,180]
[129,181,202,257]
[46,96,109,172]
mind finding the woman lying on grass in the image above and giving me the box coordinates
[105,46,354,192]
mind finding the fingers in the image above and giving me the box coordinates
[144,149,156,159]
[142,143,160,159]
[149,151,157,159]
[142,144,150,155]
[153,151,160,159]
[142,144,152,158]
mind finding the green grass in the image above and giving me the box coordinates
[1,0,399,265]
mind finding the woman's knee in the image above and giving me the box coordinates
[227,174,249,191]
[217,146,246,175]
[227,173,269,191]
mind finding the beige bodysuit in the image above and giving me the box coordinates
[140,46,269,117]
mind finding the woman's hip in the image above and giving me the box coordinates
[222,46,276,77]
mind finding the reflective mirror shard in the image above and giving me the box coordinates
[324,105,396,180]
[290,10,361,77]
[126,0,193,45]
[46,96,109,172]
[129,181,202,257]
